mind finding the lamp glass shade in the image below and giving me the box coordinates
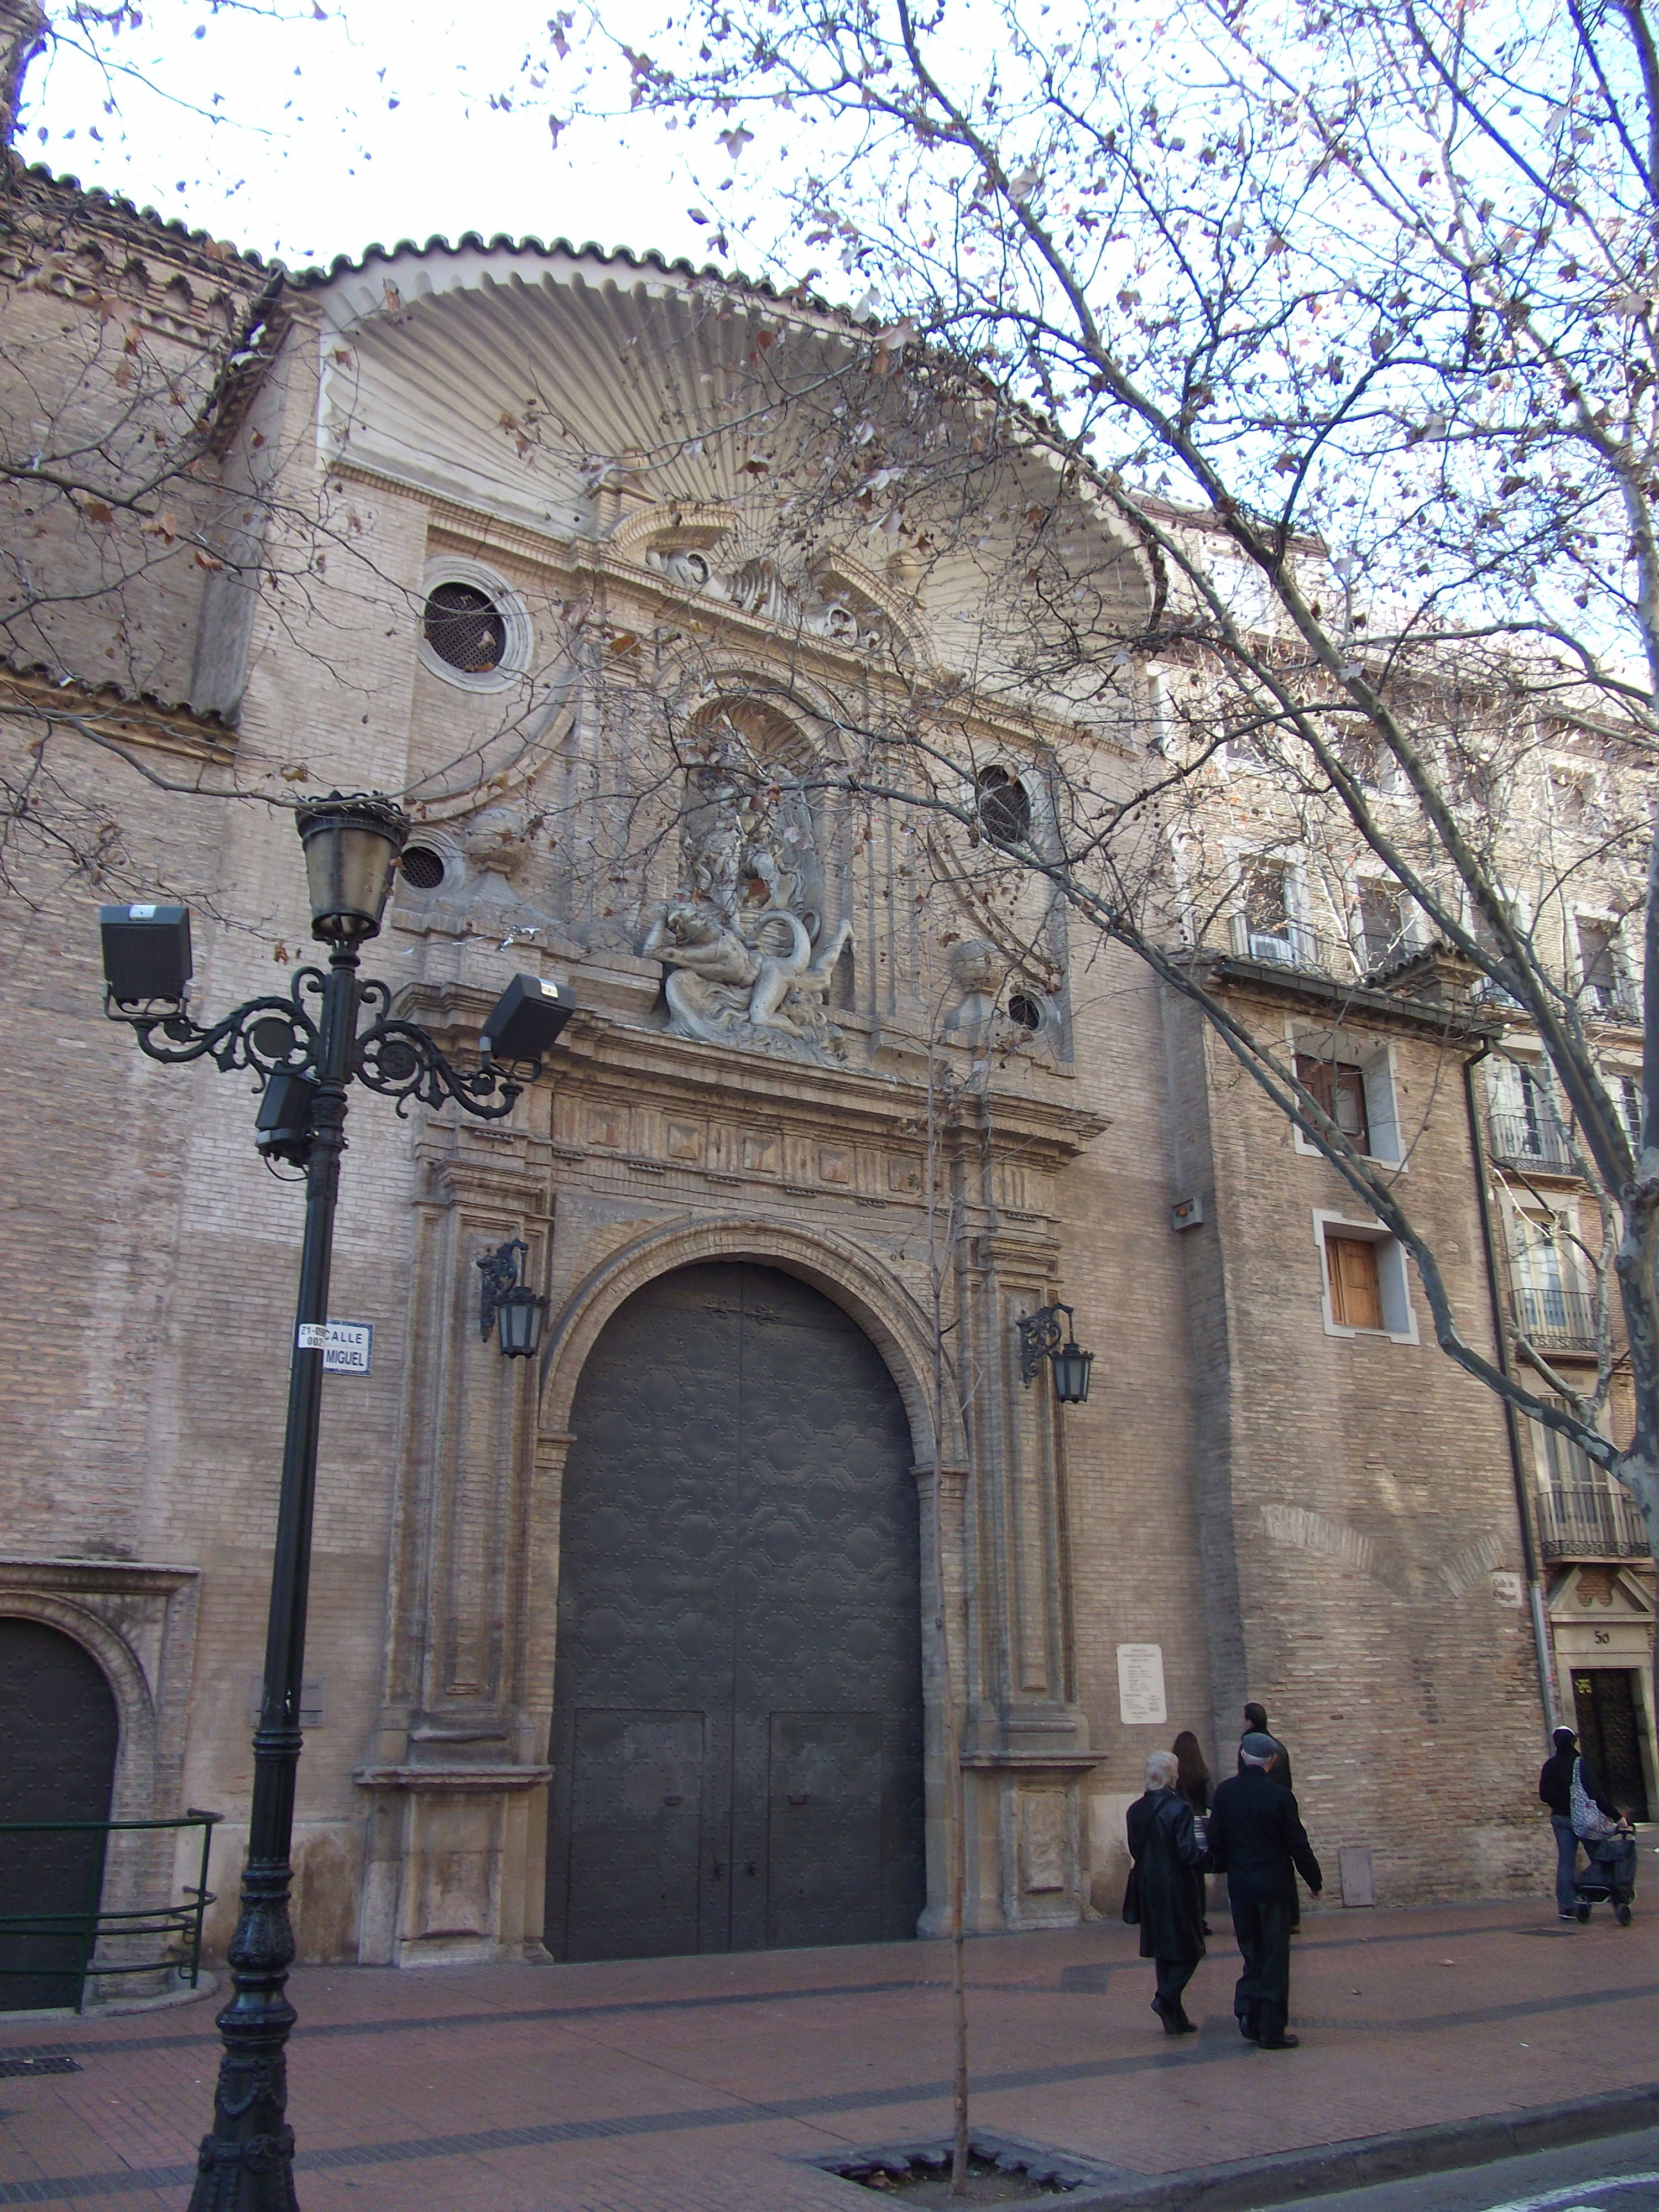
[496,1284,548,1360]
[295,794,409,944]
[1051,1342,1094,1405]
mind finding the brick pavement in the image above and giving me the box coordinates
[1,1900,1655,2211]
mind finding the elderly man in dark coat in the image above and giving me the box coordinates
[1123,1749,1208,2035]
[1208,1730,1323,2049]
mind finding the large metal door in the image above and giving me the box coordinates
[547,1262,924,1960]
[0,1619,119,2008]
[1572,1667,1651,1820]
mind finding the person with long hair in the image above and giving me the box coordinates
[1172,1730,1211,1815]
[1172,1731,1213,1933]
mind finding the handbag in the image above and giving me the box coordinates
[1571,1757,1622,1844]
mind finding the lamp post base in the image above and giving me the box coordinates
[189,1847,302,2212]
[191,2127,299,2212]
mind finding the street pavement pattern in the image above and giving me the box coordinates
[2,1901,1657,2210]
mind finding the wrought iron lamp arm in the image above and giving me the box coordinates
[1018,1302,1074,1387]
[107,966,533,1120]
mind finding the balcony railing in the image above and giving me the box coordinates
[1537,1481,1650,1561]
[1584,982,1642,1025]
[1511,1284,1601,1352]
[1489,1112,1577,1172]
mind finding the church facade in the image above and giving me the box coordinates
[0,139,1621,1993]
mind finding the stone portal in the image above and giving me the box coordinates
[545,1261,925,1959]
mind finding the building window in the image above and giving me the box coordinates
[1314,1212,1418,1340]
[1355,880,1407,975]
[398,844,447,891]
[416,557,534,694]
[1291,1030,1402,1164]
[1238,856,1300,964]
[1488,1059,1572,1170]
[424,581,506,674]
[1531,1402,1647,1561]
[1510,1209,1596,1351]
[1615,1072,1643,1150]
[1327,1234,1384,1329]
[975,765,1032,844]
[1296,1052,1371,1154]
[1551,771,1591,826]
[1577,919,1635,1021]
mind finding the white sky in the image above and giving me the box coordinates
[15,1,736,273]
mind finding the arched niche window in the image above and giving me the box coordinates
[976,764,1032,844]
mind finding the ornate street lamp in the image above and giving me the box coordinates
[98,794,573,2212]
[1017,1301,1095,1406]
[478,1237,550,1359]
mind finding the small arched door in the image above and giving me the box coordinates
[0,1619,120,2008]
[546,1261,925,1960]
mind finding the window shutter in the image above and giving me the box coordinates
[1328,1235,1384,1329]
[1296,1055,1372,1154]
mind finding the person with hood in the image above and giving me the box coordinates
[1207,1731,1323,2049]
[1538,1725,1585,1919]
[1123,1749,1208,2036]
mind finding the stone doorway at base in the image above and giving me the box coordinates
[544,1260,927,1961]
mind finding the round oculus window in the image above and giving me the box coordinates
[399,845,446,890]
[1008,992,1044,1033]
[423,581,507,675]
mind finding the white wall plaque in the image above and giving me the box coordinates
[1117,1642,1167,1726]
[296,1320,373,1374]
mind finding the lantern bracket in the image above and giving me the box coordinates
[1018,1302,1074,1387]
[478,1238,529,1342]
[477,1237,535,1343]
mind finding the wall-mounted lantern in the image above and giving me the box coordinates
[1018,1301,1095,1405]
[478,1237,549,1360]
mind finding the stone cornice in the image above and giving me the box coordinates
[355,1765,553,1792]
[0,1555,199,1589]
[1192,953,1503,1044]
[396,984,1108,1170]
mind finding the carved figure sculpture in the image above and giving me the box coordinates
[642,746,855,1063]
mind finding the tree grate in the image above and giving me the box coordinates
[812,2131,1123,2204]
[0,2054,82,2078]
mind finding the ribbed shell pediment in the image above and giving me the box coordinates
[316,250,857,540]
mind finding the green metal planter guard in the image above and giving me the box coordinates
[0,1811,220,2007]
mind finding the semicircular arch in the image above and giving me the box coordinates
[536,1214,962,1472]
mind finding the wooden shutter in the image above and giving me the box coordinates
[1296,1055,1371,1154]
[1327,1235,1384,1329]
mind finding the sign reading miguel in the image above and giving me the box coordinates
[296,1321,374,1375]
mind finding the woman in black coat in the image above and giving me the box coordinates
[1123,1749,1208,2034]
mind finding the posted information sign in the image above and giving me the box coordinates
[1115,1642,1167,1726]
[296,1321,374,1375]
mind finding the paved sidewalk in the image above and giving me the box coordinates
[1,1900,1655,2211]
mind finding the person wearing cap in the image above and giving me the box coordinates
[1538,1725,1584,1920]
[1238,1702,1298,1930]
[1238,1702,1293,1791]
[1207,1731,1323,2049]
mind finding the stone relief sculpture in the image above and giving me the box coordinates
[642,737,853,1062]
[643,544,889,655]
[941,938,1058,1057]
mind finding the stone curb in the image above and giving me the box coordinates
[1055,2082,1659,2211]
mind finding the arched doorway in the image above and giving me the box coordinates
[546,1261,925,1960]
[0,1618,120,2008]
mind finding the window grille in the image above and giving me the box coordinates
[423,582,507,674]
